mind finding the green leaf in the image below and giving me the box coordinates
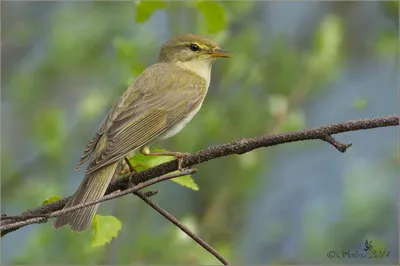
[92,215,122,247]
[128,149,174,171]
[128,149,199,190]
[352,98,368,111]
[42,195,62,205]
[171,175,199,191]
[135,1,166,23]
[196,1,227,33]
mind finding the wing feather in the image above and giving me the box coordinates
[75,133,102,169]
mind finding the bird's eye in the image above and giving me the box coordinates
[189,43,199,52]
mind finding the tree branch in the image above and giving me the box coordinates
[135,191,229,265]
[2,115,398,236]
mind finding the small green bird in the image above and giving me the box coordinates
[53,33,230,231]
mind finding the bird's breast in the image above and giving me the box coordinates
[159,97,204,140]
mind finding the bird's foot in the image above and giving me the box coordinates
[140,147,190,171]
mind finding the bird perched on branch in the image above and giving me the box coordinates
[53,33,230,231]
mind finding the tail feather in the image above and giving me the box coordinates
[53,162,118,232]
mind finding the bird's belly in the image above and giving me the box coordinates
[159,103,202,140]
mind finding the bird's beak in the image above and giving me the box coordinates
[209,49,231,58]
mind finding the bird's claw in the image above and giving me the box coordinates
[175,152,190,171]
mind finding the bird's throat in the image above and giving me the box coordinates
[176,60,212,87]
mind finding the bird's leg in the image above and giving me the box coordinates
[124,157,159,198]
[124,157,136,173]
[140,146,189,171]
[122,158,147,173]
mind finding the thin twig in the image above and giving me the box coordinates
[135,191,229,265]
[1,213,50,223]
[320,134,352,152]
[1,169,195,234]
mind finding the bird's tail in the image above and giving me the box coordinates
[53,162,118,232]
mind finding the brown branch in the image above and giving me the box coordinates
[1,115,398,236]
[126,115,399,185]
[135,191,229,265]
[320,134,352,152]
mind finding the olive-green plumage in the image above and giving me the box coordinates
[53,33,230,232]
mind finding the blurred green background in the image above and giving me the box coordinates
[1,1,398,264]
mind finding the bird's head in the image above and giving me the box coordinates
[158,33,230,63]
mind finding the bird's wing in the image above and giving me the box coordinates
[75,90,140,170]
[84,64,207,174]
[75,132,103,170]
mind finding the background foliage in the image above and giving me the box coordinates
[1,1,398,264]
